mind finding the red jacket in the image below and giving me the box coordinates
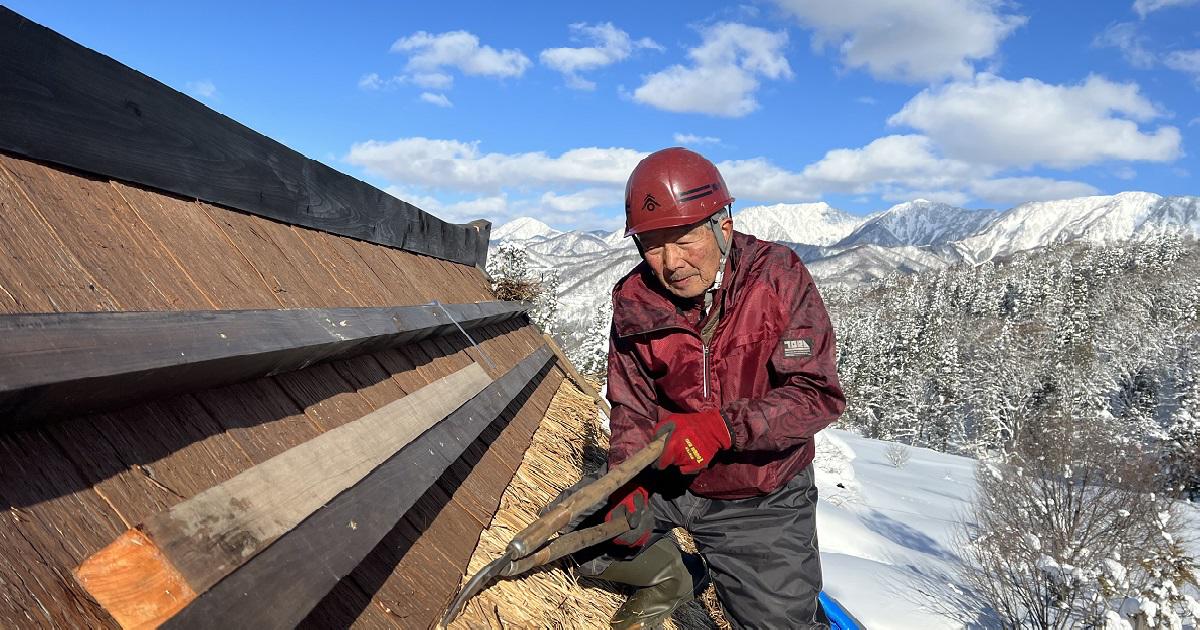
[607,232,845,499]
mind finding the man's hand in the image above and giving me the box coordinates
[653,409,732,474]
[605,483,652,547]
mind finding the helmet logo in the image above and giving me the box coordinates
[678,182,719,203]
[641,194,660,212]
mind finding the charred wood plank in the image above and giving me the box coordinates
[0,7,488,267]
[0,302,529,427]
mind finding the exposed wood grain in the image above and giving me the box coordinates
[191,378,320,464]
[347,238,426,306]
[198,203,345,308]
[0,8,487,266]
[0,430,128,628]
[0,154,210,311]
[74,529,196,630]
[111,182,282,310]
[164,345,554,630]
[271,363,379,432]
[0,302,529,426]
[0,158,117,313]
[294,229,396,307]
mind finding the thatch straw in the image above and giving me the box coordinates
[448,376,726,629]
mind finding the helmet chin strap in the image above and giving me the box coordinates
[703,206,732,316]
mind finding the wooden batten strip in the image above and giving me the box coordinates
[0,7,487,267]
[0,301,528,427]
[75,362,494,629]
[161,344,555,630]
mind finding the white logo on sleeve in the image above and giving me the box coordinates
[782,338,813,358]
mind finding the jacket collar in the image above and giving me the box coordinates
[613,232,755,338]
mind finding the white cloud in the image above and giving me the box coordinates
[358,72,407,91]
[186,80,217,100]
[419,92,453,108]
[383,186,444,213]
[1133,0,1199,18]
[539,188,614,213]
[968,177,1100,204]
[1094,22,1157,68]
[358,73,383,90]
[855,96,877,105]
[346,137,645,192]
[801,134,977,193]
[773,0,1026,82]
[540,23,661,90]
[411,72,454,89]
[359,72,449,91]
[716,157,819,201]
[442,194,511,217]
[673,133,722,145]
[1164,49,1200,81]
[384,186,624,229]
[391,30,531,80]
[633,23,792,117]
[889,74,1183,169]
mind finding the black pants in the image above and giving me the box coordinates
[579,465,828,629]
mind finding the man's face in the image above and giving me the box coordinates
[638,218,732,300]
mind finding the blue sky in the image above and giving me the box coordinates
[8,1,1199,231]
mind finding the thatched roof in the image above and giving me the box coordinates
[449,380,730,629]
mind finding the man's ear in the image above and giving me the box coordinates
[721,216,733,242]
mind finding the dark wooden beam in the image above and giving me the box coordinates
[0,7,488,268]
[160,345,555,630]
[0,301,528,427]
[74,363,494,629]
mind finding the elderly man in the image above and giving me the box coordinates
[588,147,846,629]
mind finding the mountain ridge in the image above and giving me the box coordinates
[487,192,1200,347]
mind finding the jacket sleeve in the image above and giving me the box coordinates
[605,320,658,469]
[720,256,846,452]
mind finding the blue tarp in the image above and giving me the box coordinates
[820,591,864,629]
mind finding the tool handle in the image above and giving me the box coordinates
[503,516,632,576]
[506,432,667,559]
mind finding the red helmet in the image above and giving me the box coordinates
[624,147,734,236]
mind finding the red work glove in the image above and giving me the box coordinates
[653,409,732,475]
[604,483,651,548]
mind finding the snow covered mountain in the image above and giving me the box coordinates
[958,192,1200,263]
[486,192,1200,349]
[806,243,967,286]
[836,200,999,248]
[490,217,560,242]
[735,202,865,246]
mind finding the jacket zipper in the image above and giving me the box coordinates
[619,320,720,401]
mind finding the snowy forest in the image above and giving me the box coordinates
[828,235,1200,498]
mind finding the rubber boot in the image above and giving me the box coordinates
[596,538,710,630]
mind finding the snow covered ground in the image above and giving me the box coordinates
[814,429,1200,629]
[815,429,980,628]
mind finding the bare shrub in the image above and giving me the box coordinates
[958,411,1198,628]
[884,443,912,468]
